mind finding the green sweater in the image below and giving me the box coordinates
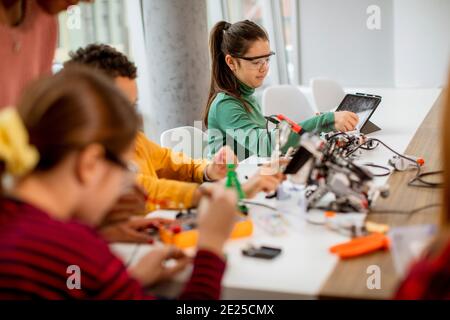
[207,82,335,160]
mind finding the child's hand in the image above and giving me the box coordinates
[334,111,359,132]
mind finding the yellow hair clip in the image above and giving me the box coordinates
[0,108,39,177]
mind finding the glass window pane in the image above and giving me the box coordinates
[55,0,130,65]
[281,0,295,84]
[227,0,263,24]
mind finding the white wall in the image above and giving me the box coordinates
[393,0,450,88]
[298,0,449,88]
[298,0,394,87]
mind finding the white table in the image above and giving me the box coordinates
[110,88,442,299]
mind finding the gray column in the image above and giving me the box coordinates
[141,0,209,140]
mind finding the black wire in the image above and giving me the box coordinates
[346,138,412,160]
[327,132,349,141]
[360,141,380,150]
[305,217,326,226]
[242,199,440,217]
[309,203,441,216]
[408,167,443,188]
[345,138,443,188]
[362,163,391,177]
[125,244,141,267]
[305,203,441,227]
[241,200,277,211]
[370,203,441,215]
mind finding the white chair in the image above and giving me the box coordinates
[262,85,315,123]
[160,126,207,159]
[310,78,345,113]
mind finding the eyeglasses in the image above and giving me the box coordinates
[104,149,138,174]
[233,51,275,70]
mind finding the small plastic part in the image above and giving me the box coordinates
[325,211,336,218]
[159,219,254,249]
[365,221,389,234]
[171,225,182,234]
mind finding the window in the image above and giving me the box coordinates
[55,0,130,65]
[280,0,298,84]
[227,0,264,24]
[54,0,152,136]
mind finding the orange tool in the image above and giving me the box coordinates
[329,233,390,259]
[159,219,254,249]
[276,114,303,134]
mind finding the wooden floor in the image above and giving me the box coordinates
[318,91,446,299]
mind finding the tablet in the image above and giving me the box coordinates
[335,93,381,133]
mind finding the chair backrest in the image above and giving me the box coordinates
[160,126,207,159]
[262,85,315,123]
[311,78,345,113]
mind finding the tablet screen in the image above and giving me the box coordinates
[336,94,381,131]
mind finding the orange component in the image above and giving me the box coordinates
[230,219,254,238]
[325,211,336,218]
[329,233,389,259]
[416,158,425,166]
[159,219,254,249]
[160,228,198,249]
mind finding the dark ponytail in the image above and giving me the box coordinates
[203,20,269,127]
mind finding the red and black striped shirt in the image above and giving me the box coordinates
[0,198,226,300]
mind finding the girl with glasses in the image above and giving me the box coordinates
[204,20,358,160]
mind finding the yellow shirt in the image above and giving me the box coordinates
[134,132,209,212]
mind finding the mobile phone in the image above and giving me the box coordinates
[242,246,282,260]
